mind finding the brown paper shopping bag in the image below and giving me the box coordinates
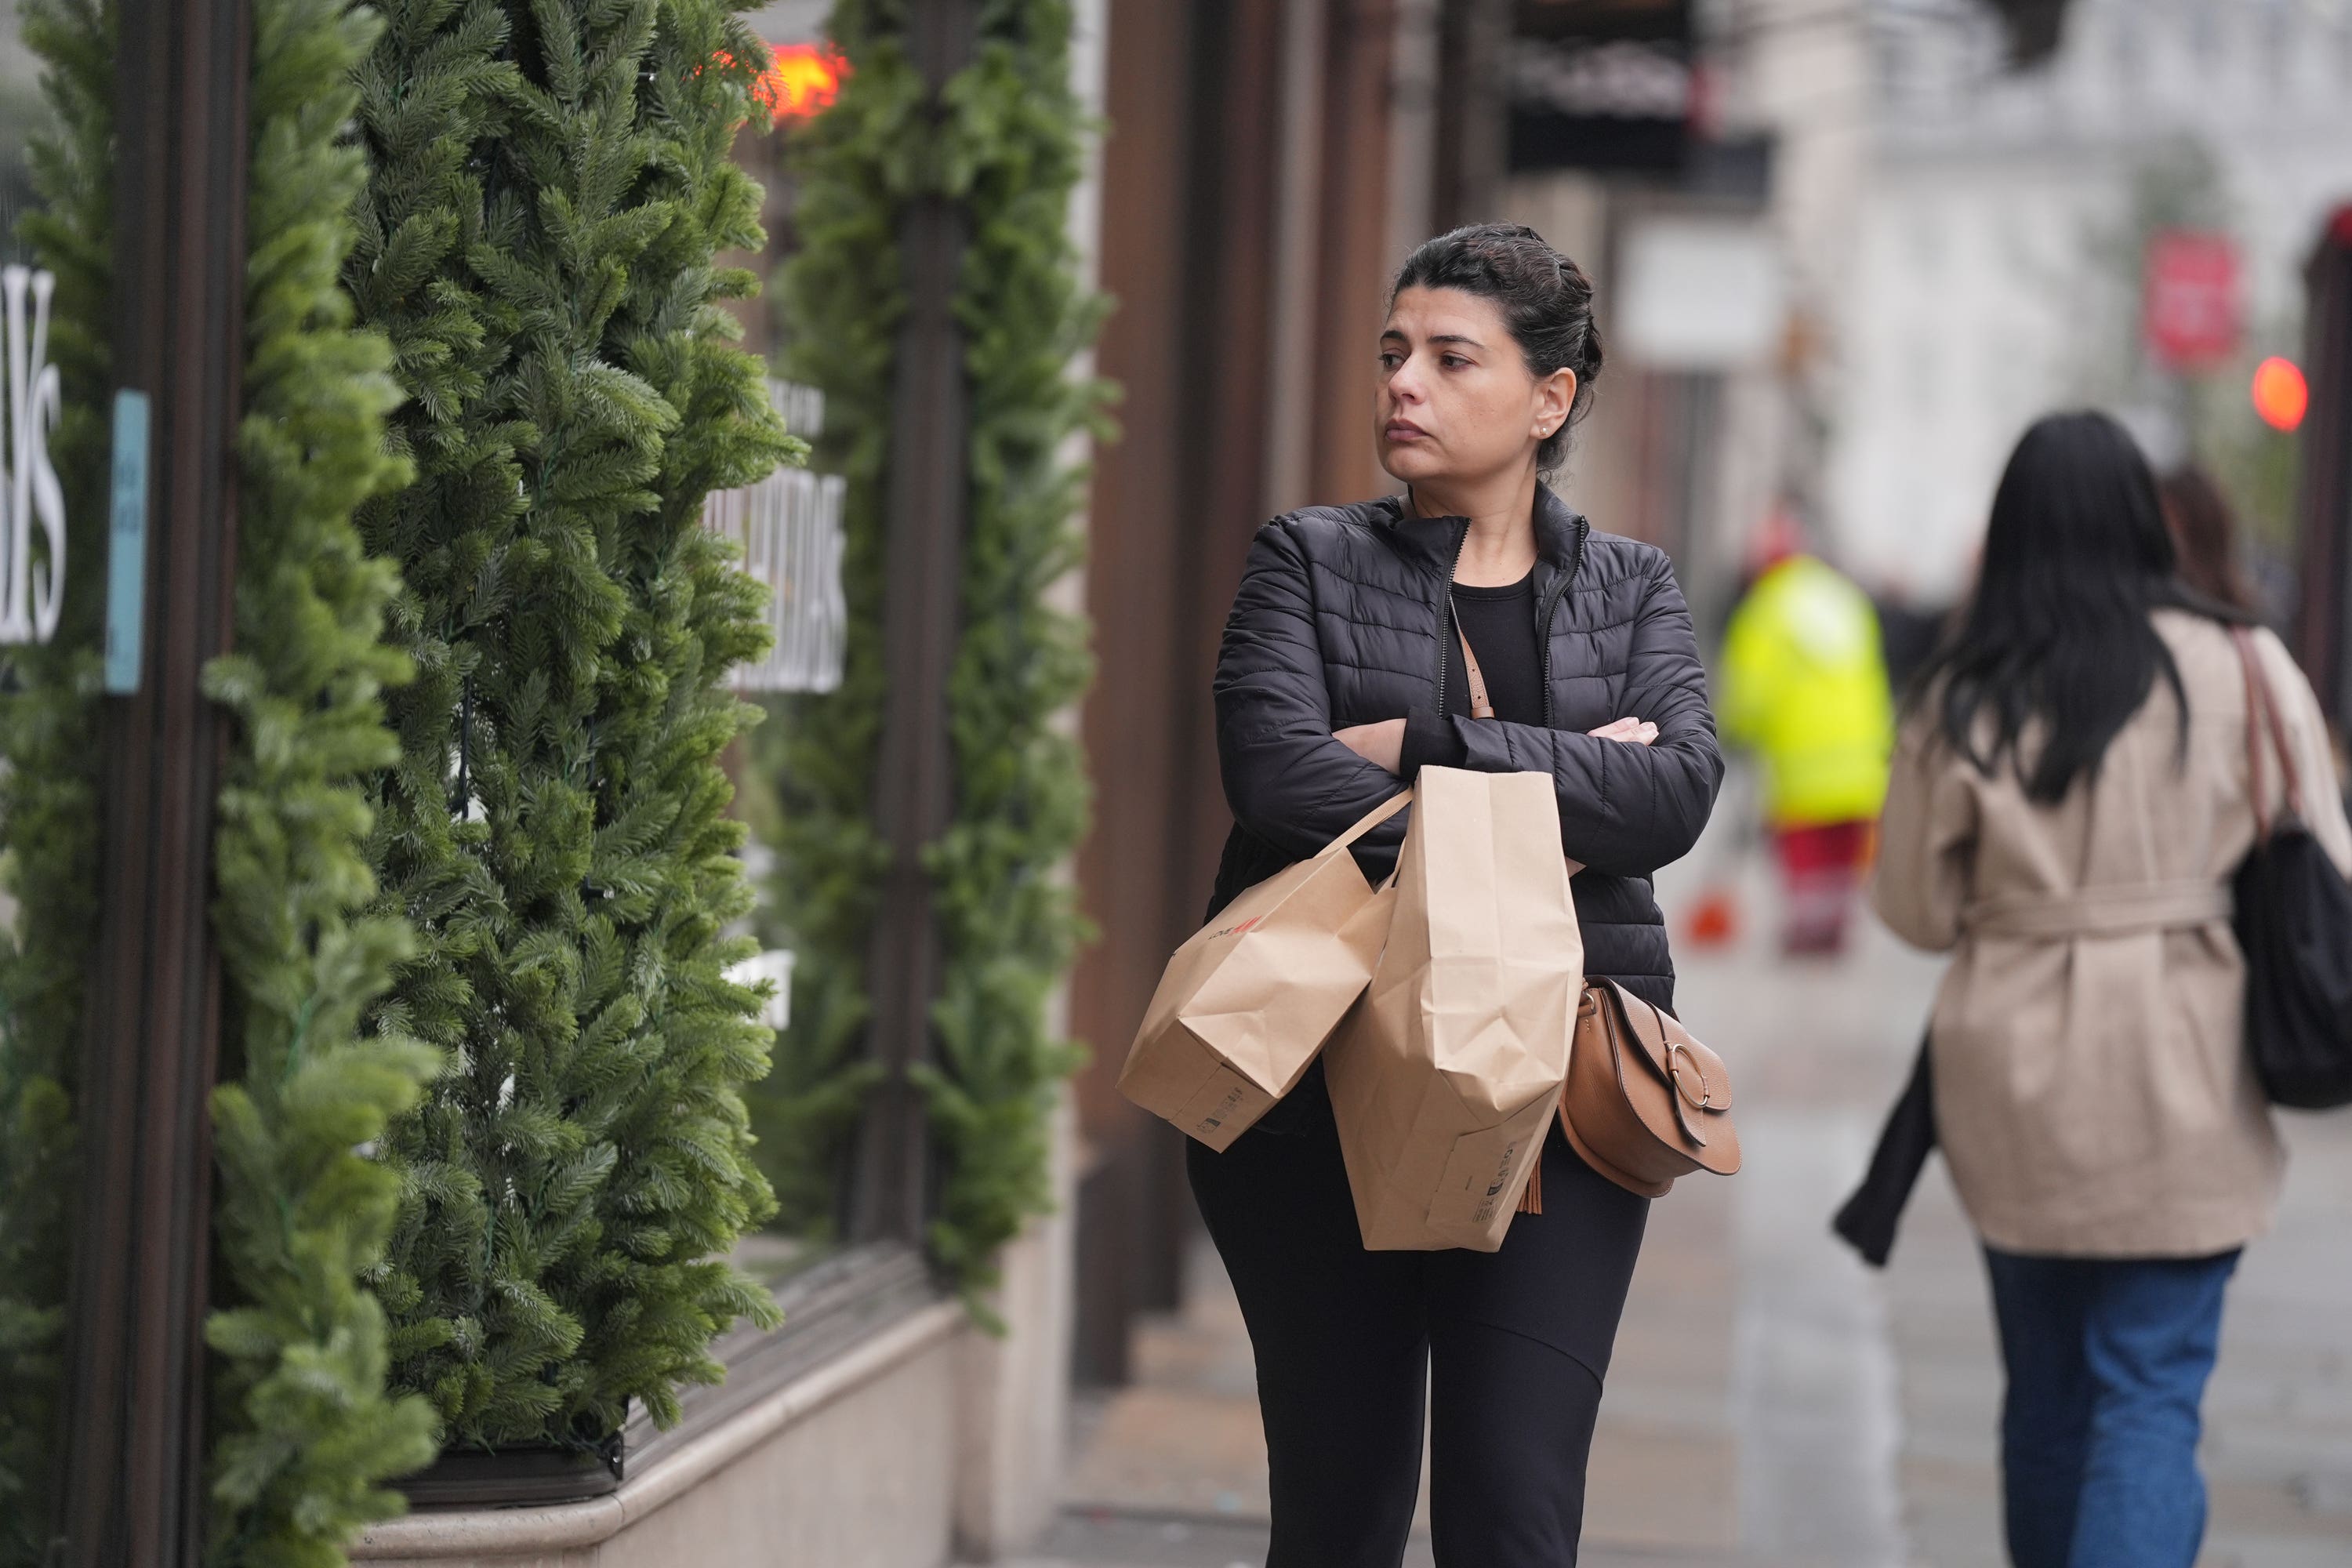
[1117,789,1414,1150]
[1324,767,1581,1251]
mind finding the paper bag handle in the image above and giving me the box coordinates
[1315,787,1414,860]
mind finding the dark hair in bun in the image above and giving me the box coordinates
[1390,223,1605,472]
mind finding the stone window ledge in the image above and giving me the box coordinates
[351,1299,964,1559]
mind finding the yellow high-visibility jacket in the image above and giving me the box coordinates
[1718,554,1895,828]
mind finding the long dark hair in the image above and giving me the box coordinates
[1917,411,2238,804]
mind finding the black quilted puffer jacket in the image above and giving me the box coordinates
[1208,485,1722,1014]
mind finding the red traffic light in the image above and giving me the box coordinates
[2251,357,2308,432]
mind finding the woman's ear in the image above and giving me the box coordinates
[1534,368,1577,442]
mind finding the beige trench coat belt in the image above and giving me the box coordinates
[1960,880,2233,940]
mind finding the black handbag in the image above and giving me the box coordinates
[2230,627,2352,1110]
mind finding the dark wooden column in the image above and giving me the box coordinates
[1068,0,1196,1382]
[1309,0,1400,504]
[2294,209,2352,717]
[57,0,249,1557]
[1432,0,1509,229]
[1068,0,1293,1383]
[854,0,978,1244]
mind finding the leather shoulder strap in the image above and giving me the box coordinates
[1450,597,1494,720]
[2233,626,2301,837]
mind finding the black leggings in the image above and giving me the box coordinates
[1188,1069,1650,1568]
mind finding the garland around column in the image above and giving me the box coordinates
[754,0,913,1241]
[352,0,796,1450]
[773,0,1105,1298]
[201,0,443,1555]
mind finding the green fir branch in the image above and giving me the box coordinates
[354,0,790,1452]
[567,0,795,1434]
[921,0,1107,1301]
[200,0,447,1558]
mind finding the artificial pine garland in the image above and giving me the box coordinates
[756,0,913,1241]
[199,0,444,1553]
[919,0,1106,1292]
[772,0,1105,1296]
[342,0,546,1441]
[351,0,793,1449]
[571,0,800,1431]
[0,0,114,1555]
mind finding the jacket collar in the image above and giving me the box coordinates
[1377,485,1590,586]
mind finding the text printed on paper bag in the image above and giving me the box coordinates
[1427,1123,1536,1233]
[1468,1138,1521,1225]
[1170,1061,1277,1152]
[1192,1083,1249,1137]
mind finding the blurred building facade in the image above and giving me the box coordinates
[1825,0,2352,606]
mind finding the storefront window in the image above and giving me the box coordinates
[0,9,75,1559]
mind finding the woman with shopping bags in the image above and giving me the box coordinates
[1189,223,1722,1566]
[1871,411,2352,1568]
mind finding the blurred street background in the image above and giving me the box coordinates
[13,0,2352,1559]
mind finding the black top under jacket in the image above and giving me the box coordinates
[1422,573,1545,733]
[1207,485,1725,1006]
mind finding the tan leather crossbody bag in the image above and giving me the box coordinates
[1555,979,1740,1199]
[1453,608,1741,1204]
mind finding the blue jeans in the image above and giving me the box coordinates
[1983,1247,2239,1568]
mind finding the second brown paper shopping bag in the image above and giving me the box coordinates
[1324,766,1581,1251]
[1117,789,1413,1150]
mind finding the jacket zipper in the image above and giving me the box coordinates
[1536,522,1585,728]
[1435,522,1468,717]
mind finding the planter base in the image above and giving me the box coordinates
[401,1436,625,1510]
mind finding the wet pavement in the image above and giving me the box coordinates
[1001,808,2352,1566]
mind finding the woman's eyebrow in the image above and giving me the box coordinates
[1377,328,1485,349]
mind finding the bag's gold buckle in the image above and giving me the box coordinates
[1667,1045,1717,1109]
[1664,1043,1709,1148]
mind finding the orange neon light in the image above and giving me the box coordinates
[708,44,847,125]
[753,43,848,123]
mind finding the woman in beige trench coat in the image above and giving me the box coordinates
[1872,412,2352,1568]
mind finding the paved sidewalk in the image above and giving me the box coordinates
[1013,814,2352,1566]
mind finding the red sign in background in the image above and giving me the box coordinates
[2143,230,2243,371]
